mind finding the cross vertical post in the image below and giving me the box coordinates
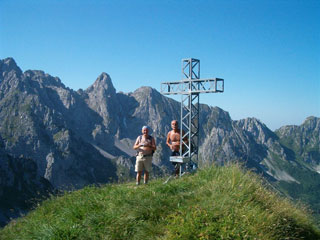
[161,58,224,176]
[180,58,200,163]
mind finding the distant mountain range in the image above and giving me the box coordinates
[0,57,319,227]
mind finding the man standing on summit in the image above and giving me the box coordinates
[166,120,188,176]
[133,126,156,185]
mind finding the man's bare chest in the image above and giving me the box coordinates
[170,131,180,142]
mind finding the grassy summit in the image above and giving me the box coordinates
[1,164,319,240]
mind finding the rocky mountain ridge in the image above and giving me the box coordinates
[276,116,320,171]
[0,57,319,226]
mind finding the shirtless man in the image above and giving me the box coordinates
[166,120,187,175]
[133,126,156,185]
[166,120,182,155]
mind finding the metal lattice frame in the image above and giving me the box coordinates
[161,58,224,170]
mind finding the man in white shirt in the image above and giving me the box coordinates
[133,126,156,185]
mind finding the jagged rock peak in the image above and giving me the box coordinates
[235,117,275,143]
[236,118,272,135]
[302,116,319,128]
[86,72,116,95]
[0,57,23,78]
[237,117,267,129]
[211,106,231,117]
[1,57,18,68]
[24,70,63,87]
[134,86,153,92]
[276,116,319,133]
[201,105,233,129]
[133,86,163,98]
[298,116,320,135]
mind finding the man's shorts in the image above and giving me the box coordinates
[171,151,180,156]
[135,153,152,172]
[171,151,180,167]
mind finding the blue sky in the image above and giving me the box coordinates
[1,0,319,130]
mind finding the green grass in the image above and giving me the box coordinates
[1,164,319,240]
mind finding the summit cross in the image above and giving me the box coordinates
[161,58,224,173]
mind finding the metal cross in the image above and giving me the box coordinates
[161,58,224,175]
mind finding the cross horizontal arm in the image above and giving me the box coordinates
[161,78,224,95]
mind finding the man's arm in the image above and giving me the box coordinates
[166,132,172,150]
[151,137,156,151]
[133,137,141,150]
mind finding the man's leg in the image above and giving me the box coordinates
[135,155,143,185]
[175,163,180,177]
[171,151,180,176]
[136,171,142,185]
[143,156,152,184]
[144,171,149,184]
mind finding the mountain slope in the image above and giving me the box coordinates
[274,117,320,223]
[184,95,320,224]
[0,136,52,227]
[276,116,320,171]
[1,164,319,240]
